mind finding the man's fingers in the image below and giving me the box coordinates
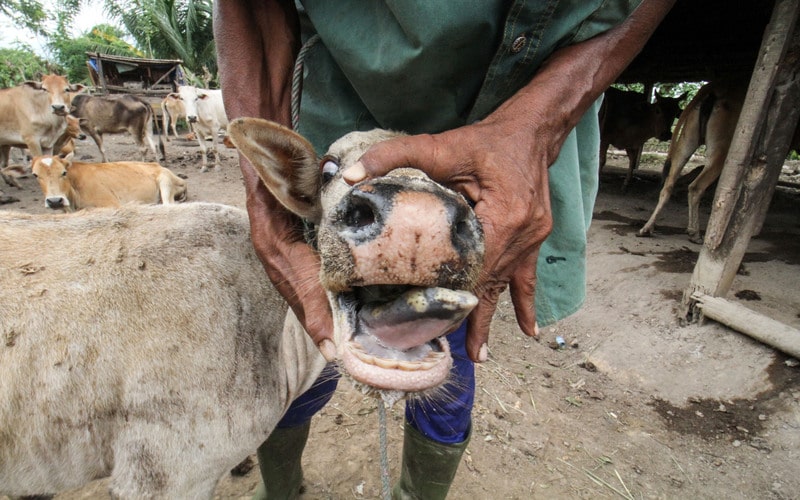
[509,249,541,338]
[345,133,472,187]
[465,286,504,362]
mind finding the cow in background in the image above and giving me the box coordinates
[0,74,85,188]
[70,93,166,163]
[161,93,188,141]
[169,85,228,171]
[599,87,683,189]
[638,82,800,243]
[0,114,87,183]
[31,153,187,211]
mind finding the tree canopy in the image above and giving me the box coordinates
[0,0,216,85]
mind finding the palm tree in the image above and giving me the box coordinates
[104,0,215,82]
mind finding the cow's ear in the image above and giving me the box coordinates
[167,92,179,99]
[23,81,43,90]
[69,84,87,94]
[227,118,322,221]
[62,152,75,167]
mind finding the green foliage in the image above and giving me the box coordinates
[0,46,52,87]
[611,81,705,107]
[48,24,141,84]
[0,0,46,33]
[104,0,215,80]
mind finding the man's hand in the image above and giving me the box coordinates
[240,156,337,360]
[343,114,555,363]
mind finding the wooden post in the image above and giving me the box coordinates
[692,293,800,358]
[683,0,800,321]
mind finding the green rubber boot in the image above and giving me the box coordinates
[252,422,311,500]
[392,421,470,500]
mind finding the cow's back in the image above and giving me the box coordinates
[68,161,172,208]
[0,203,322,496]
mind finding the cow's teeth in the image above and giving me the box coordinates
[347,341,442,372]
[374,357,400,369]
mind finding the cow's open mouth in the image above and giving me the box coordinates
[337,285,477,394]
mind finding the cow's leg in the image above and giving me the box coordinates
[210,132,221,170]
[685,158,724,244]
[638,144,697,237]
[84,129,107,162]
[622,146,641,190]
[197,134,210,172]
[162,110,172,142]
[0,145,22,189]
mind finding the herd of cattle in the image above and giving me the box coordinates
[0,74,227,211]
[0,73,799,497]
[2,73,797,240]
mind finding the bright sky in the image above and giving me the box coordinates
[0,1,114,56]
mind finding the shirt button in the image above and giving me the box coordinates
[510,35,527,53]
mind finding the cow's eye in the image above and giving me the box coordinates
[61,170,67,177]
[320,158,340,183]
[32,172,38,178]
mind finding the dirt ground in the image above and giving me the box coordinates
[1,134,799,500]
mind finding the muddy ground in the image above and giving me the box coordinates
[1,133,798,500]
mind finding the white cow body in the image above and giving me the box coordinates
[170,86,228,171]
[0,203,325,498]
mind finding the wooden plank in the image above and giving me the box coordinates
[706,0,800,250]
[692,293,800,358]
[682,0,800,320]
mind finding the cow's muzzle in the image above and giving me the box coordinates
[326,173,484,397]
[45,196,68,209]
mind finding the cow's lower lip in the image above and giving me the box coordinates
[337,285,476,393]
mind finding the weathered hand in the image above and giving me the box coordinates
[343,114,557,362]
[240,155,336,361]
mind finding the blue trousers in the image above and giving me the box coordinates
[276,322,474,444]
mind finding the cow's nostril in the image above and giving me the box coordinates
[344,201,375,229]
[454,220,470,239]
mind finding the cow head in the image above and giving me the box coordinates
[31,153,76,211]
[228,118,484,399]
[170,85,209,124]
[65,115,87,141]
[23,74,85,117]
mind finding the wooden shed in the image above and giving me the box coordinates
[85,52,186,116]
[618,0,800,356]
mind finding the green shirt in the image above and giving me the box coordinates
[296,0,642,326]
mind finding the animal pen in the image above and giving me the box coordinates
[85,52,186,117]
[618,0,800,357]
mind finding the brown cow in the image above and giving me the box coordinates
[31,153,187,211]
[0,74,85,188]
[0,114,87,183]
[161,93,188,141]
[0,121,483,497]
[599,87,683,189]
[639,81,800,242]
[638,82,746,242]
[70,93,166,163]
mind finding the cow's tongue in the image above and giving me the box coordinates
[357,287,477,351]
